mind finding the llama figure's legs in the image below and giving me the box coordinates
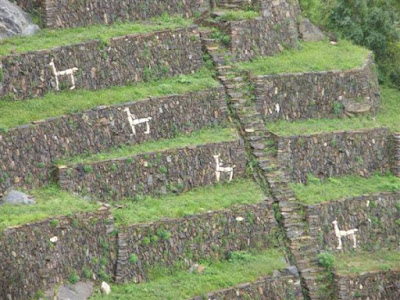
[55,74,60,91]
[336,236,342,250]
[145,121,151,134]
[215,171,220,182]
[70,74,76,90]
[229,170,233,182]
[351,233,357,249]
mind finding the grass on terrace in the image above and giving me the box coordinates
[0,68,218,130]
[335,250,400,275]
[0,186,100,231]
[0,179,262,231]
[55,127,238,165]
[267,86,400,135]
[214,9,260,21]
[113,179,264,226]
[237,40,369,75]
[90,249,286,300]
[291,173,400,205]
[0,15,192,57]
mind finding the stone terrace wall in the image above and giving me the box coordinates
[15,0,43,13]
[277,128,391,183]
[212,0,299,61]
[335,270,400,300]
[306,192,400,253]
[57,140,246,200]
[392,133,400,177]
[0,26,203,100]
[0,88,227,194]
[40,0,210,29]
[254,56,381,121]
[190,270,304,300]
[0,210,116,300]
[116,201,278,283]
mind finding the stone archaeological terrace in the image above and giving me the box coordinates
[0,0,399,299]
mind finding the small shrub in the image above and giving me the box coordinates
[333,101,344,115]
[82,267,93,279]
[157,228,172,240]
[227,251,253,262]
[317,252,335,271]
[129,253,139,264]
[68,272,80,284]
[83,165,93,173]
[50,219,58,227]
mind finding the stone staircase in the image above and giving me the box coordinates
[201,30,333,300]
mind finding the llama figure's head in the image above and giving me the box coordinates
[49,59,55,67]
[332,220,338,225]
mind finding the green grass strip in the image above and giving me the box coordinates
[267,86,400,135]
[334,250,400,275]
[113,179,264,226]
[0,179,262,231]
[0,15,193,57]
[214,9,260,21]
[0,68,218,130]
[56,127,238,165]
[90,249,286,300]
[237,40,369,75]
[0,186,100,232]
[291,173,400,205]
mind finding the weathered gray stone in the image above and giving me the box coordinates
[286,266,300,278]
[0,190,35,205]
[299,18,325,42]
[44,282,94,300]
[0,0,39,40]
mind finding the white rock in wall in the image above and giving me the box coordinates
[0,0,40,40]
[101,281,111,295]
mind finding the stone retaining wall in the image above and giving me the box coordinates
[209,0,299,61]
[306,192,400,253]
[17,0,209,28]
[0,26,203,100]
[392,133,400,177]
[116,201,278,283]
[190,269,304,300]
[335,270,400,300]
[254,55,381,121]
[56,140,247,200]
[15,0,43,13]
[0,88,227,194]
[0,210,116,300]
[277,128,391,183]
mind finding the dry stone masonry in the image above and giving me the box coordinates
[56,140,246,200]
[116,201,278,283]
[276,128,391,183]
[392,133,400,177]
[0,88,227,193]
[335,271,400,300]
[0,26,203,100]
[306,192,400,253]
[0,210,116,300]
[190,270,303,300]
[38,0,210,29]
[254,55,380,121]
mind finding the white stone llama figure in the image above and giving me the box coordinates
[332,220,359,250]
[48,59,79,91]
[124,107,152,135]
[213,154,235,182]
